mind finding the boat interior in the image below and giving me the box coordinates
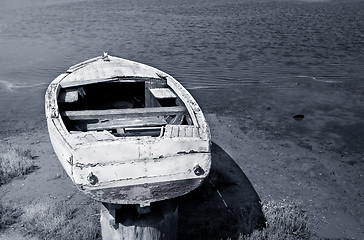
[58,77,193,137]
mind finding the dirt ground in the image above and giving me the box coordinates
[0,111,363,239]
[206,113,363,239]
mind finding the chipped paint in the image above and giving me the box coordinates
[45,54,212,205]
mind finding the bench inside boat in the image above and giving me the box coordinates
[57,78,193,137]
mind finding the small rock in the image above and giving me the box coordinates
[293,114,304,121]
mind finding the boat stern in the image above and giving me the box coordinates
[70,135,211,205]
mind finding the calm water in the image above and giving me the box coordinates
[0,0,364,136]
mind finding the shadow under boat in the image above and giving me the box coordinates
[178,142,266,240]
[101,142,265,239]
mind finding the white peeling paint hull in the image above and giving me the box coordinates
[45,54,211,205]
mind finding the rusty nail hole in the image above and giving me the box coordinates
[193,165,204,176]
[87,172,98,185]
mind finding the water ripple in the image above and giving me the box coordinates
[0,80,48,92]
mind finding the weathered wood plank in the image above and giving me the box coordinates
[100,201,178,240]
[185,126,194,137]
[193,127,199,138]
[67,56,102,73]
[75,116,167,131]
[60,77,153,88]
[57,89,79,103]
[164,125,172,138]
[185,114,193,125]
[120,127,163,137]
[61,106,187,120]
[169,115,184,125]
[145,79,168,107]
[179,126,186,138]
[150,88,177,99]
[171,126,179,138]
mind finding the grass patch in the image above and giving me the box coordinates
[240,200,311,240]
[0,146,35,185]
[0,203,21,230]
[21,200,100,240]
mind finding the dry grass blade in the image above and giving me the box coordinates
[241,200,311,240]
[0,204,21,230]
[0,146,35,185]
[21,201,101,240]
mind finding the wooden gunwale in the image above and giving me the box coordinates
[60,76,160,88]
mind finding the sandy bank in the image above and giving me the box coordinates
[0,113,363,239]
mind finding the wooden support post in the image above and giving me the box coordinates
[100,200,178,240]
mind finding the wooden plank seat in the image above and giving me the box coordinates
[73,116,167,131]
[149,88,177,99]
[61,106,187,121]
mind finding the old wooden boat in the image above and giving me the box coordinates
[45,53,211,206]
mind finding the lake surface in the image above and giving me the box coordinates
[0,0,363,136]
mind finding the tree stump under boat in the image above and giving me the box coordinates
[100,200,178,240]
